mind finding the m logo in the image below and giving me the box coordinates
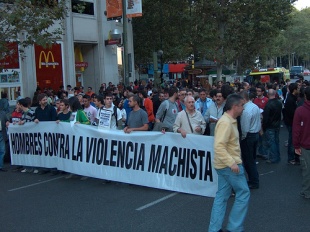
[39,51,59,69]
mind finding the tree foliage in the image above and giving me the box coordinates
[262,7,310,69]
[0,0,67,59]
[133,0,296,76]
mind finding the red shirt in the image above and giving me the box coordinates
[254,96,268,109]
[293,101,310,149]
[143,98,155,122]
[85,91,95,97]
[11,110,22,123]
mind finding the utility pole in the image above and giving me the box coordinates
[122,0,129,86]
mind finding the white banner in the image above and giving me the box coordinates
[8,122,218,197]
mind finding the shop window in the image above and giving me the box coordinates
[0,72,21,101]
[0,72,20,83]
[0,87,21,101]
[72,0,94,15]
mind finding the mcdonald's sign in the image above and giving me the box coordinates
[38,50,59,69]
[35,44,63,91]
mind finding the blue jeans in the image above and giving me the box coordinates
[241,133,259,186]
[264,128,280,163]
[257,133,267,157]
[209,165,250,232]
[0,133,5,169]
[286,126,299,162]
[300,148,310,198]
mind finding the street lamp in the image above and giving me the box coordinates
[188,0,195,16]
[158,50,164,85]
[122,0,129,86]
[153,50,164,88]
[292,52,295,67]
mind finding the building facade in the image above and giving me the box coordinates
[0,0,135,104]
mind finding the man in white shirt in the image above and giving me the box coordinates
[173,96,206,138]
[239,91,261,189]
[83,95,97,124]
[97,93,122,129]
[205,90,225,136]
[195,88,213,135]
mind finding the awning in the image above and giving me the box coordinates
[168,63,187,73]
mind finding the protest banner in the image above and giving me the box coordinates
[8,122,218,197]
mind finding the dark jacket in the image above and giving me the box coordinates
[0,111,9,141]
[262,98,282,131]
[283,93,297,126]
[34,104,57,121]
[293,101,310,149]
[0,98,9,114]
[152,94,161,116]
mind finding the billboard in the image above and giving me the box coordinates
[0,42,19,69]
[106,0,142,19]
[106,0,123,19]
[126,0,142,18]
[35,43,63,90]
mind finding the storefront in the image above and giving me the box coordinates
[34,43,64,91]
[0,42,22,102]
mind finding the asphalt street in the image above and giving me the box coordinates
[1,126,310,232]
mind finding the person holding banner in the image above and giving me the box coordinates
[68,97,90,125]
[173,96,206,138]
[83,95,97,125]
[56,99,71,122]
[33,93,57,174]
[97,93,122,130]
[154,86,179,132]
[65,97,90,180]
[124,94,148,133]
[14,98,36,173]
[209,94,250,232]
[34,93,57,123]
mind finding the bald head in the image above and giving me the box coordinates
[268,89,276,99]
[184,96,195,112]
[184,95,195,103]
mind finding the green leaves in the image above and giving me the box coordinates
[0,0,67,61]
[133,0,296,74]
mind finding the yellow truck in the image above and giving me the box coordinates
[249,67,290,84]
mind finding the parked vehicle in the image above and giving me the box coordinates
[290,66,304,79]
[249,67,289,84]
[303,69,310,76]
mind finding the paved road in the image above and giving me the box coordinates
[1,126,310,232]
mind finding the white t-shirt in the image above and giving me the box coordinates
[120,108,127,128]
[84,105,97,124]
[97,105,122,129]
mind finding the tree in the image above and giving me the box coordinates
[0,0,67,64]
[132,0,193,65]
[264,7,310,69]
[132,0,296,79]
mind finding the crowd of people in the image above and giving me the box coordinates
[0,76,310,231]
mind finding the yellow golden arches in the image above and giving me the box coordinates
[39,51,55,69]
[74,47,85,72]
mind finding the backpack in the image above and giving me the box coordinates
[152,100,171,132]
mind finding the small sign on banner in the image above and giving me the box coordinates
[98,109,112,130]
